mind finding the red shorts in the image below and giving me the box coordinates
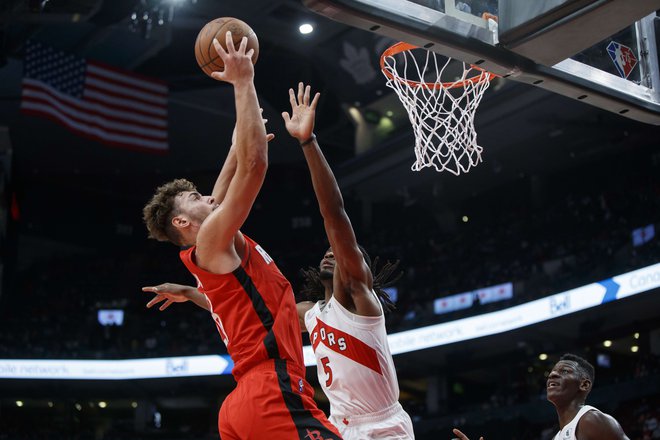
[218,359,342,440]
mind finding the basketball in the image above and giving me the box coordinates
[194,17,259,78]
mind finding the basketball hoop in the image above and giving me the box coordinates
[381,42,496,175]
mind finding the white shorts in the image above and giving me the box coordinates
[329,402,415,439]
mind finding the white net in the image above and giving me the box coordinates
[381,44,493,175]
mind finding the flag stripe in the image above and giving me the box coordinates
[22,90,168,140]
[84,88,167,117]
[21,104,168,150]
[87,62,168,94]
[21,41,168,152]
[23,80,167,129]
[85,75,168,106]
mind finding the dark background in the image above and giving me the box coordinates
[0,1,659,439]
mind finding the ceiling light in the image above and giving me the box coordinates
[48,402,54,408]
[603,340,612,347]
[98,401,107,408]
[631,345,639,353]
[75,403,82,411]
[131,401,138,408]
[538,353,548,361]
[462,215,469,223]
[299,23,314,34]
[16,401,23,407]
[634,332,639,339]
[386,110,394,117]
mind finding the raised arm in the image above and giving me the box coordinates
[211,112,274,203]
[196,32,268,271]
[282,83,379,316]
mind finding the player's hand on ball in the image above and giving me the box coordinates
[282,82,320,143]
[211,31,255,84]
[142,283,194,311]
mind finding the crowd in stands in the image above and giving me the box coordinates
[0,148,658,359]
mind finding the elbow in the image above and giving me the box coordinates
[246,150,268,175]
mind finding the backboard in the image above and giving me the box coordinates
[303,0,660,124]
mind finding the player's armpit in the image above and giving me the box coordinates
[296,301,315,333]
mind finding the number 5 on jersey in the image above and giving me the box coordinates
[320,356,333,387]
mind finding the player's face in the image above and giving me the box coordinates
[319,248,335,280]
[546,360,585,404]
[175,191,218,225]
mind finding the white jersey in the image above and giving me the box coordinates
[553,405,597,440]
[305,295,414,439]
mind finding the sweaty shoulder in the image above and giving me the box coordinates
[577,409,629,440]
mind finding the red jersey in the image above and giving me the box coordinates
[180,234,304,381]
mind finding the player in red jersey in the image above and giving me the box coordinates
[141,32,341,440]
[145,82,413,439]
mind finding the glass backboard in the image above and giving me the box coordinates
[304,0,660,124]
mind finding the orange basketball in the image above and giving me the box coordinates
[194,17,259,78]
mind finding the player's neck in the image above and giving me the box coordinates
[554,400,586,429]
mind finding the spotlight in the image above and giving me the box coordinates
[299,23,314,34]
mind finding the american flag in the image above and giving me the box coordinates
[21,40,168,152]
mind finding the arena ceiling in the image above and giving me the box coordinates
[0,0,658,230]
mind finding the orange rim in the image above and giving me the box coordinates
[380,42,496,90]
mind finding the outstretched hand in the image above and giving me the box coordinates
[211,31,255,84]
[142,283,193,311]
[282,82,320,143]
[452,428,484,440]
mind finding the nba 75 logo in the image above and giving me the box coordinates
[606,41,638,79]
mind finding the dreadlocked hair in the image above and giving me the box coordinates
[299,250,403,313]
[371,256,403,313]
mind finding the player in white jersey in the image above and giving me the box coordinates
[453,353,629,440]
[284,82,415,440]
[545,354,629,440]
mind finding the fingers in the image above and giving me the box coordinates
[142,286,158,292]
[211,71,225,81]
[297,82,304,106]
[212,38,228,59]
[159,299,173,311]
[146,295,166,308]
[282,111,291,124]
[225,31,236,54]
[310,92,320,110]
[452,428,468,440]
[288,88,297,109]
[238,35,248,54]
[266,133,275,142]
[303,85,311,105]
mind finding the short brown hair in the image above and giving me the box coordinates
[143,178,197,245]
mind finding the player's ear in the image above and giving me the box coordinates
[172,215,189,229]
[579,378,592,393]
